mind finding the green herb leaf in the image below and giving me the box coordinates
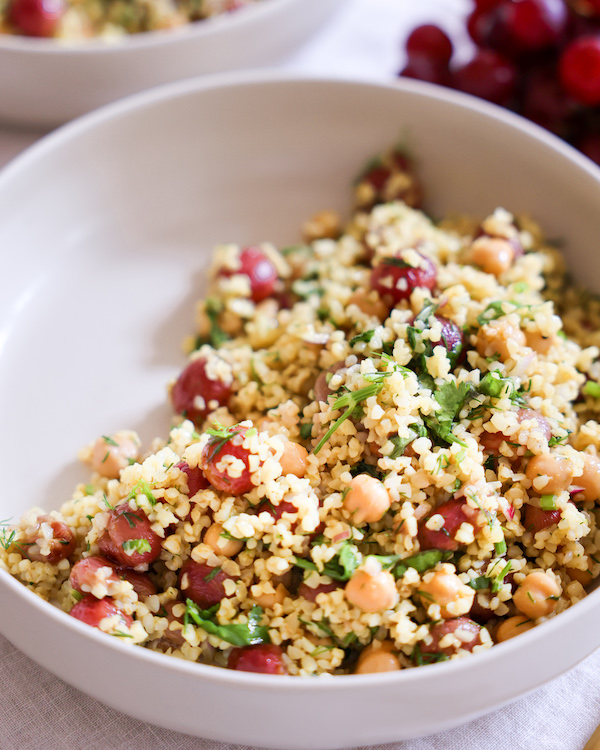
[294,542,361,582]
[467,575,490,591]
[548,432,571,447]
[423,380,475,447]
[101,435,119,446]
[204,297,230,349]
[393,549,453,578]
[184,600,269,647]
[389,423,427,459]
[349,329,376,347]
[300,423,313,440]
[477,301,511,326]
[349,461,384,480]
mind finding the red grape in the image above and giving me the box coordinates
[406,24,453,65]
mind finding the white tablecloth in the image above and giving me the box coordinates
[1,1,598,747]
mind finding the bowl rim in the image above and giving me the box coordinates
[0,0,311,55]
[1,69,600,691]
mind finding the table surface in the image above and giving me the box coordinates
[1,1,599,748]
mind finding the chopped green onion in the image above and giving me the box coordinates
[540,495,557,511]
[583,381,600,399]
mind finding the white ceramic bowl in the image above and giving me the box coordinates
[1,72,600,749]
[0,0,343,129]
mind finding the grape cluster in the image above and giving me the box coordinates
[399,0,600,166]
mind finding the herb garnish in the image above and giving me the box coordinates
[184,600,269,646]
[389,423,427,459]
[412,643,450,666]
[122,539,152,555]
[423,380,475,447]
[127,480,156,507]
[313,378,389,455]
[583,381,600,399]
[294,542,361,582]
[393,549,453,578]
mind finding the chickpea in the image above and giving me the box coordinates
[568,568,593,587]
[577,454,600,502]
[343,474,391,525]
[495,615,535,643]
[345,569,399,613]
[476,319,526,361]
[418,570,475,619]
[347,290,389,320]
[280,441,309,478]
[513,571,560,619]
[253,583,288,610]
[470,236,515,276]
[525,454,574,494]
[355,641,401,674]
[90,431,140,479]
[203,523,243,557]
[302,210,341,242]
[525,330,554,354]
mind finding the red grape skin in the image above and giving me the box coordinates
[228,644,287,674]
[452,50,517,105]
[406,24,453,65]
[559,35,600,106]
[171,357,232,424]
[8,0,64,37]
[370,252,437,307]
[217,246,278,303]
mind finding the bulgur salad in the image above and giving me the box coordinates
[3,146,600,677]
[0,0,260,40]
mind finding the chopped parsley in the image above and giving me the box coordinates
[294,542,361,582]
[548,432,570,447]
[300,423,313,440]
[349,329,376,347]
[389,423,427,459]
[349,461,384,480]
[423,380,475,447]
[467,560,513,594]
[478,371,526,406]
[393,549,453,578]
[184,600,269,646]
[197,297,230,349]
[477,301,513,326]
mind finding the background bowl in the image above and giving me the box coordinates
[0,72,600,748]
[0,0,343,129]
